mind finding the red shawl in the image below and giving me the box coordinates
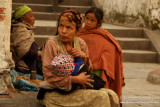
[78,28,125,101]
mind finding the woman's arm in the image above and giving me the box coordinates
[71,72,94,89]
[69,37,93,71]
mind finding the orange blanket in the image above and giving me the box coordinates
[78,28,125,101]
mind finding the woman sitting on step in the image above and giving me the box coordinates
[11,5,42,75]
[10,5,43,91]
[38,8,120,107]
[77,7,125,103]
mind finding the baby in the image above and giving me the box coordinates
[50,53,75,76]
[38,53,75,90]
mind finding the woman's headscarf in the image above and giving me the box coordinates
[12,5,31,21]
[56,8,83,35]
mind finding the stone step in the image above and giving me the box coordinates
[116,37,151,50]
[122,50,158,63]
[34,26,56,35]
[56,5,92,14]
[12,11,60,20]
[34,12,85,21]
[34,35,158,63]
[34,35,53,47]
[12,4,91,16]
[107,29,144,38]
[34,20,144,37]
[34,37,158,63]
[12,12,85,21]
[13,0,52,4]
[34,35,151,51]
[34,26,144,37]
[13,3,53,12]
[34,12,59,20]
[59,0,92,6]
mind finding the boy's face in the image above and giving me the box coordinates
[84,13,98,30]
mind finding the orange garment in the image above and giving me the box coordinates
[78,28,125,101]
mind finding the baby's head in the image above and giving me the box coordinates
[51,53,75,76]
[84,7,103,30]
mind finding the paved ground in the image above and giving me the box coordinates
[122,62,160,107]
[0,62,160,107]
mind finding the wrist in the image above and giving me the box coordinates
[71,76,80,84]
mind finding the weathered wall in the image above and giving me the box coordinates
[94,0,160,29]
[0,0,12,70]
[0,0,13,94]
[0,0,11,51]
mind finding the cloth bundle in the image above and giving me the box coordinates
[51,53,75,76]
[10,69,43,91]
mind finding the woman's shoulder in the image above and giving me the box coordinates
[46,36,58,44]
[76,37,86,44]
[11,22,31,33]
[76,37,87,49]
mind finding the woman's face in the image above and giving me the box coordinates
[58,16,77,43]
[84,13,98,30]
[21,11,35,26]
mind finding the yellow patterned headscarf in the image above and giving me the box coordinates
[13,5,31,20]
[59,9,83,30]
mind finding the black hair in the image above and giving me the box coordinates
[85,7,103,27]
[55,9,82,35]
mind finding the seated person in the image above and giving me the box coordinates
[78,7,125,104]
[10,5,43,91]
[11,5,39,74]
[38,8,120,107]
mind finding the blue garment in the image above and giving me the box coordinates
[71,57,84,76]
[10,69,43,91]
[14,79,38,91]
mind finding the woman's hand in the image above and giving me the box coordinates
[69,48,86,59]
[76,72,94,89]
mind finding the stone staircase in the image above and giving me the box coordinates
[106,28,158,63]
[12,0,159,63]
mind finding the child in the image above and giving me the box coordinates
[77,7,125,102]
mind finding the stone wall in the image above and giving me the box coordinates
[0,0,12,51]
[0,0,13,94]
[94,0,160,29]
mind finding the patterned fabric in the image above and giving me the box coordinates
[59,9,83,30]
[51,53,75,76]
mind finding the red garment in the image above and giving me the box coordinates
[78,28,125,101]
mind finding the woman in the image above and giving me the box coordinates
[10,5,43,91]
[40,9,120,107]
[11,5,38,74]
[77,7,125,103]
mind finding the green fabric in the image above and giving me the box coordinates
[92,70,101,77]
[14,5,31,20]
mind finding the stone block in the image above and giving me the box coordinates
[147,70,160,84]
